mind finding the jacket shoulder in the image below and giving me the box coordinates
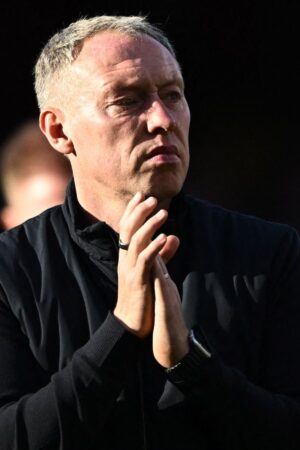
[0,206,67,298]
[0,205,65,252]
[185,195,298,241]
[183,195,300,274]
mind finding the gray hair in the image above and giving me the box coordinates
[34,15,177,110]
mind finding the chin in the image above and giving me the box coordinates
[138,170,187,202]
[146,182,182,203]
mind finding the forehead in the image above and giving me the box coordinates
[71,31,182,86]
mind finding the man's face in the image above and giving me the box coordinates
[63,31,190,205]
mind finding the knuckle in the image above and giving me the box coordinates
[119,222,131,238]
[130,233,142,248]
[136,252,149,270]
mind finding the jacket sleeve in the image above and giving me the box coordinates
[0,302,138,450]
[166,227,300,450]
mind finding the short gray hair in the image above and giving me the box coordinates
[34,15,177,110]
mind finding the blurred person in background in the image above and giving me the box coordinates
[0,119,72,229]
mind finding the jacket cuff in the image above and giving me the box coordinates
[79,311,139,366]
[165,328,214,388]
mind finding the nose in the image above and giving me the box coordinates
[146,99,176,134]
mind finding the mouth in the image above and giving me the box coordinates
[145,145,180,163]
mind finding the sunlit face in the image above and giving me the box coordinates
[63,31,190,205]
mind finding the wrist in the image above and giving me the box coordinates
[165,328,212,385]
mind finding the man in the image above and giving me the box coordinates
[0,15,299,450]
[0,119,72,229]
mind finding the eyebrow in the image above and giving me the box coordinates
[103,76,185,98]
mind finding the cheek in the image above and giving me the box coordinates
[68,118,98,151]
[95,113,136,144]
[181,104,191,131]
[105,119,141,162]
[173,104,190,138]
[69,107,140,169]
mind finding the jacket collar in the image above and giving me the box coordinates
[62,178,188,263]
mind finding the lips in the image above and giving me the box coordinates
[145,145,179,160]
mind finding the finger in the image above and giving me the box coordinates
[127,209,169,263]
[121,192,144,223]
[159,235,180,263]
[155,254,168,277]
[119,196,158,245]
[153,256,182,306]
[134,234,168,283]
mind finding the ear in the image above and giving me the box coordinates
[39,109,75,155]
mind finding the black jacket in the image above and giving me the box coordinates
[1,180,300,450]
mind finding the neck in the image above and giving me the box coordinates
[74,181,173,233]
[75,185,127,232]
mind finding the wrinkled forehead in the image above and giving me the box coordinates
[72,31,181,77]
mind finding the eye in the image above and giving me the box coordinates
[105,96,142,117]
[161,90,182,104]
[115,97,139,107]
[107,96,142,114]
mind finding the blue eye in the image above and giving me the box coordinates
[163,91,182,103]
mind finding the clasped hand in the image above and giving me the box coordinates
[114,192,189,368]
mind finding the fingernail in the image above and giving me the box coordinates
[156,209,167,219]
[158,233,167,241]
[145,196,156,205]
[133,192,142,202]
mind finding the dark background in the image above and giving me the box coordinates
[1,1,299,231]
